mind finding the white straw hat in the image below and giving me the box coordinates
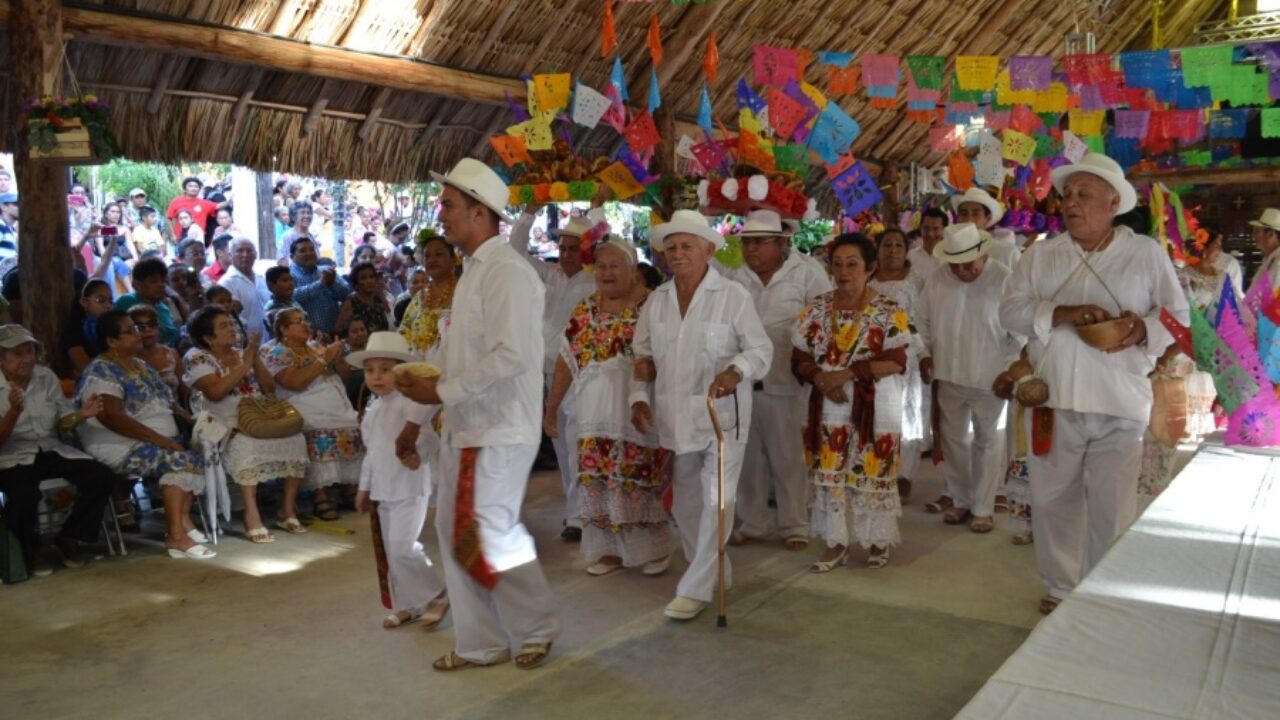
[933,223,990,264]
[1050,152,1137,215]
[949,187,1004,227]
[430,158,512,223]
[346,331,415,365]
[551,216,597,239]
[1249,208,1280,232]
[650,209,725,250]
[739,209,791,237]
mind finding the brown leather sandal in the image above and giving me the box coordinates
[515,642,553,670]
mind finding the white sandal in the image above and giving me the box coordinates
[809,548,848,573]
[187,528,211,543]
[167,543,217,560]
[276,517,308,534]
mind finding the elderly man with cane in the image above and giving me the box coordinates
[630,210,772,622]
[999,153,1187,615]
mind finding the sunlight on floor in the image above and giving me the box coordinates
[212,539,353,577]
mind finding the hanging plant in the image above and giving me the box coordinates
[22,94,122,163]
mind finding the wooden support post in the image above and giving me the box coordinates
[9,0,72,374]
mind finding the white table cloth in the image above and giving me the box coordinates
[957,445,1280,719]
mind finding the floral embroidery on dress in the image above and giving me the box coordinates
[307,426,364,463]
[184,349,260,397]
[563,295,638,370]
[399,291,451,356]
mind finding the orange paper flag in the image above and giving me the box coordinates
[703,30,719,83]
[602,0,617,57]
[648,12,663,66]
[489,135,531,167]
[948,151,975,190]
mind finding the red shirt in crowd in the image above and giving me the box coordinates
[166,195,218,233]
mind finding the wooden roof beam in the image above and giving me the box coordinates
[1129,166,1280,186]
[231,67,268,129]
[0,2,528,106]
[146,57,181,114]
[357,86,393,141]
[302,79,334,136]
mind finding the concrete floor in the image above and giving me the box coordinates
[2,461,1056,720]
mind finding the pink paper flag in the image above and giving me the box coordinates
[984,108,1011,131]
[754,45,799,87]
[1009,56,1053,91]
[1009,105,1042,134]
[860,54,901,89]
[1114,110,1150,140]
[929,125,963,153]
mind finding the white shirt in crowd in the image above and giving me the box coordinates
[907,245,940,281]
[1213,252,1244,298]
[999,226,1188,423]
[629,267,773,454]
[986,229,1023,271]
[720,251,832,395]
[219,266,269,340]
[436,234,545,448]
[918,261,1022,391]
[0,366,92,470]
[358,390,433,502]
[510,211,599,375]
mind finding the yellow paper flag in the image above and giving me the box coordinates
[1001,129,1036,166]
[956,56,999,91]
[800,81,829,111]
[508,112,555,151]
[596,161,644,200]
[995,70,1036,106]
[738,108,764,136]
[532,73,572,114]
[1031,83,1069,114]
[1068,109,1105,136]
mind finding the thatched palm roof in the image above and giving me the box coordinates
[1,0,1228,184]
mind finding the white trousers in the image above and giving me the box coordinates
[1027,409,1144,600]
[735,392,807,539]
[937,381,1007,517]
[435,442,559,664]
[672,440,746,602]
[377,495,446,614]
[547,374,581,529]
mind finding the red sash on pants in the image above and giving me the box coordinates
[368,501,392,609]
[453,447,499,589]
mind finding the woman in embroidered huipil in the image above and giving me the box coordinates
[791,234,915,571]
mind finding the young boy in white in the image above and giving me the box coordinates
[352,332,449,630]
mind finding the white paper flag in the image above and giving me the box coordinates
[1062,130,1088,163]
[976,131,1005,187]
[572,83,611,129]
[676,134,696,160]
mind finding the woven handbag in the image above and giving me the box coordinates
[1148,376,1188,447]
[237,396,303,439]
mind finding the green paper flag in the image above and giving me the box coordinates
[1180,45,1233,88]
[1190,303,1257,413]
[906,55,946,90]
[1263,108,1280,139]
[1083,134,1105,154]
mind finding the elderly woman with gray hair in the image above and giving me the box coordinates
[260,307,364,520]
[543,235,670,578]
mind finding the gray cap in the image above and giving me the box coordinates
[0,192,17,205]
[0,324,40,350]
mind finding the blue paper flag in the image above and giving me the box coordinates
[831,160,883,216]
[1106,136,1142,171]
[698,83,713,135]
[818,51,855,69]
[611,56,629,103]
[736,79,766,114]
[1210,109,1250,139]
[807,103,861,164]
[1120,50,1171,89]
[648,68,662,112]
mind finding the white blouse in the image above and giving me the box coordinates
[629,267,773,454]
[0,366,91,471]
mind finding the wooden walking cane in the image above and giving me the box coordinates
[706,394,728,628]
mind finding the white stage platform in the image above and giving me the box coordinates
[957,445,1280,719]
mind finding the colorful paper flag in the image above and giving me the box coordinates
[831,160,883,216]
[947,152,975,191]
[1009,55,1053,91]
[956,56,1000,91]
[489,135,530,167]
[1180,45,1234,88]
[906,55,945,90]
[860,54,901,90]
[1114,110,1150,140]
[828,65,860,96]
[697,84,713,135]
[737,79,767,113]
[1030,158,1053,200]
[602,0,617,57]
[596,161,644,200]
[647,12,663,66]
[1031,83,1070,114]
[1063,54,1112,88]
[1002,129,1036,166]
[818,51,855,68]
[648,68,662,112]
[507,112,555,152]
[1068,110,1106,136]
[703,30,719,83]
[1190,303,1258,413]
[602,84,626,132]
[610,55,628,102]
[929,125,963,153]
[1009,105,1042,134]
[767,87,809,141]
[1062,130,1089,163]
[624,111,662,152]
[754,45,799,87]
[572,83,611,129]
[532,73,572,114]
[806,102,861,164]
